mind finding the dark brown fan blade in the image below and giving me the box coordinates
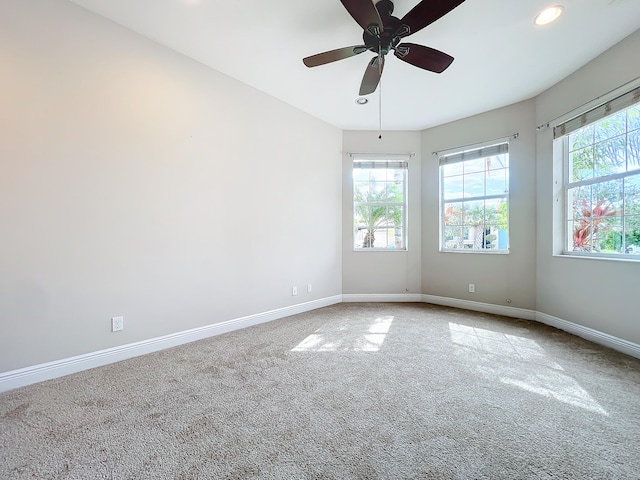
[303,45,368,67]
[394,43,454,73]
[340,0,383,35]
[359,55,384,95]
[395,0,466,38]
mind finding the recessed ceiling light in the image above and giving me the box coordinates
[535,5,564,25]
[355,97,369,105]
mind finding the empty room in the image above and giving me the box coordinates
[1,0,639,478]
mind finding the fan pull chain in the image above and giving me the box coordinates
[378,50,383,140]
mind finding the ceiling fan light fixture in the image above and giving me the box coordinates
[355,97,369,105]
[535,5,564,25]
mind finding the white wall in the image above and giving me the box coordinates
[421,101,538,310]
[0,0,342,372]
[535,29,640,344]
[342,131,422,295]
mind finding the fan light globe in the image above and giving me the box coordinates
[535,5,564,25]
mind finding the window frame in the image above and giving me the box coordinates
[352,157,408,252]
[554,84,640,260]
[438,139,510,254]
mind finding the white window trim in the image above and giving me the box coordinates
[552,80,640,261]
[438,138,511,254]
[351,154,410,252]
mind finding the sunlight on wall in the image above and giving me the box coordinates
[449,323,608,416]
[292,316,394,352]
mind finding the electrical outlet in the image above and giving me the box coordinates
[292,286,297,296]
[307,283,312,293]
[111,316,124,332]
[468,284,475,293]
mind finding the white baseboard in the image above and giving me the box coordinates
[536,311,640,359]
[3,293,638,392]
[0,295,342,393]
[342,293,424,303]
[421,294,537,320]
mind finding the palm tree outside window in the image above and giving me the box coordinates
[353,159,408,250]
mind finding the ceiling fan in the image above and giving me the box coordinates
[303,0,466,95]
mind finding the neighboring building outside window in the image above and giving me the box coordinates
[353,159,407,250]
[554,86,640,258]
[439,141,510,252]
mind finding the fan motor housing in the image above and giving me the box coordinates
[363,1,403,56]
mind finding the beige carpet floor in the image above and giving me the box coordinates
[1,302,639,479]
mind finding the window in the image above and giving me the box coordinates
[353,159,407,250]
[555,86,640,257]
[439,141,510,252]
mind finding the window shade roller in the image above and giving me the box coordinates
[553,86,640,139]
[353,161,408,169]
[438,143,508,166]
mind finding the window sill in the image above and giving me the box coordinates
[353,248,408,252]
[439,249,509,254]
[556,252,640,263]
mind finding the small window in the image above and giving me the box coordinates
[353,160,407,250]
[439,141,510,252]
[554,86,640,257]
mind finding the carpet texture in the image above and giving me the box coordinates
[1,302,639,479]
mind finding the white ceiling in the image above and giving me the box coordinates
[67,0,640,131]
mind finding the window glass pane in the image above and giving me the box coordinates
[484,198,506,224]
[444,202,463,225]
[442,162,463,177]
[465,225,487,250]
[388,174,405,202]
[628,105,640,131]
[570,147,594,182]
[572,217,593,251]
[568,185,592,221]
[370,180,386,197]
[369,169,388,182]
[483,227,500,250]
[353,169,370,182]
[390,207,405,249]
[594,179,623,213]
[487,154,508,170]
[569,125,594,152]
[625,215,640,254]
[463,172,485,198]
[567,220,577,251]
[354,181,370,198]
[463,200,484,227]
[486,168,508,195]
[568,185,593,251]
[443,226,464,249]
[443,175,463,200]
[594,111,626,143]
[584,178,622,252]
[497,227,509,249]
[628,129,640,172]
[624,176,640,215]
[464,158,485,174]
[593,216,622,253]
[594,135,626,176]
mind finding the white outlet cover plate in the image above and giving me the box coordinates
[112,316,124,332]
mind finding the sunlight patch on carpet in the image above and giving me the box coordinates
[292,316,394,352]
[449,322,608,416]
